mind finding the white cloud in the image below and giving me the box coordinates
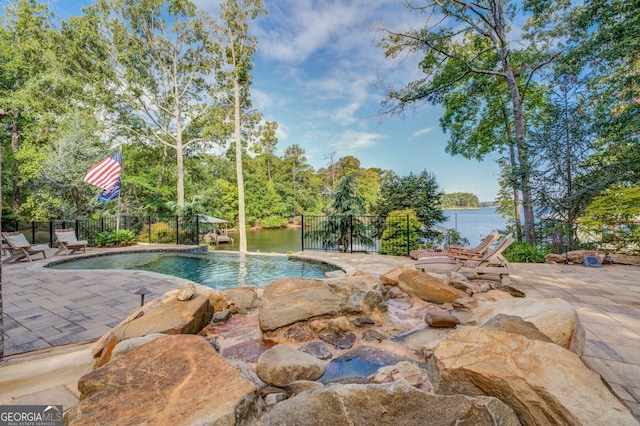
[410,127,435,139]
[330,130,382,153]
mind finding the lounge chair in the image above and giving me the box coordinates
[415,234,515,276]
[54,228,88,255]
[409,230,500,260]
[1,231,49,264]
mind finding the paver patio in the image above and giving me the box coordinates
[0,247,638,421]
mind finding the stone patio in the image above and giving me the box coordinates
[0,247,638,421]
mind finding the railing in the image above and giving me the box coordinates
[301,214,413,256]
[3,213,418,255]
[1,216,204,247]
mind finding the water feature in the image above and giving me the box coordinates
[48,251,338,290]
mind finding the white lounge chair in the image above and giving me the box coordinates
[1,231,49,263]
[54,228,88,255]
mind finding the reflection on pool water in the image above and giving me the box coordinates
[47,252,339,290]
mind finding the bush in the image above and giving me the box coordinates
[503,241,552,263]
[138,222,176,243]
[258,216,289,229]
[95,230,137,247]
[379,209,421,256]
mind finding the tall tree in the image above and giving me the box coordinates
[570,0,640,185]
[373,170,445,237]
[82,0,225,208]
[377,0,571,244]
[215,0,266,253]
[529,74,595,249]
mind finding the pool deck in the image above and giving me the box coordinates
[1,246,639,421]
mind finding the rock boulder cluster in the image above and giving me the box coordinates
[65,266,637,425]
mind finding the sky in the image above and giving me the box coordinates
[49,0,503,201]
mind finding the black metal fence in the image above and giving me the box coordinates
[301,214,414,256]
[2,213,418,255]
[1,216,204,247]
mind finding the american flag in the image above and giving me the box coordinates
[84,150,122,190]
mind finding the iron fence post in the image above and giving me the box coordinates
[196,215,199,246]
[175,216,179,245]
[301,215,305,251]
[148,216,151,243]
[406,214,410,257]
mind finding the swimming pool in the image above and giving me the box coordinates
[47,251,340,290]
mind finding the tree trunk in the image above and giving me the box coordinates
[234,80,247,253]
[502,62,536,244]
[509,144,523,242]
[177,140,184,208]
[10,116,20,212]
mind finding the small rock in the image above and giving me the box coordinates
[177,283,196,301]
[212,309,231,323]
[309,319,328,333]
[300,342,333,360]
[256,345,326,387]
[319,331,356,349]
[327,316,354,333]
[424,310,460,328]
[284,325,314,342]
[362,330,388,342]
[386,287,408,299]
[264,393,286,407]
[353,317,375,327]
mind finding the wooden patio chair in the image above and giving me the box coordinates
[54,228,88,255]
[415,234,515,276]
[409,230,500,260]
[1,231,49,264]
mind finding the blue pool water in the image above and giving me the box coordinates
[48,252,339,290]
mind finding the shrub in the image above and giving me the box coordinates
[138,222,177,243]
[95,230,137,247]
[503,241,552,263]
[379,209,421,256]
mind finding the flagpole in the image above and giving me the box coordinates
[116,192,121,233]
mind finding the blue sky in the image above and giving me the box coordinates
[243,0,503,202]
[50,0,503,201]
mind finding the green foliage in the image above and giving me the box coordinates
[503,242,552,263]
[94,230,137,247]
[379,209,421,256]
[441,192,480,208]
[581,185,640,250]
[373,170,445,238]
[138,223,176,244]
[258,216,289,229]
[435,229,469,248]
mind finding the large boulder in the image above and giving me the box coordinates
[92,292,214,367]
[428,328,637,426]
[470,297,585,355]
[262,381,521,426]
[66,335,263,425]
[256,344,326,387]
[258,276,384,332]
[397,270,467,304]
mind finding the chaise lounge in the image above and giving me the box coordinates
[415,234,515,276]
[54,228,88,255]
[1,231,49,264]
[409,230,500,260]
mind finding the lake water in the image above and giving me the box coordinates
[441,207,507,247]
[218,207,506,253]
